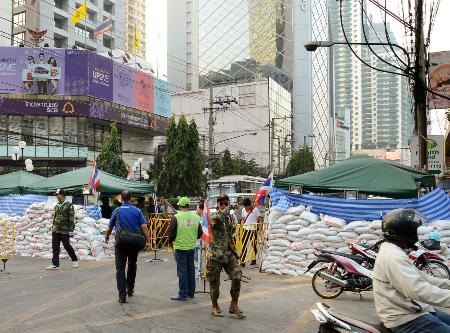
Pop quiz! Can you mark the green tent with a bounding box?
[25,167,154,195]
[275,157,435,199]
[0,171,46,195]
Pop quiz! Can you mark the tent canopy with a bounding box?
[275,157,435,199]
[0,171,46,195]
[25,167,154,195]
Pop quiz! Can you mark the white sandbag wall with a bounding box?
[13,202,114,261]
[263,205,386,276]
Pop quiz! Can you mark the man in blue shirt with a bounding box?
[105,191,151,303]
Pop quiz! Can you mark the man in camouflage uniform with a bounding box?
[207,194,245,318]
[46,189,79,270]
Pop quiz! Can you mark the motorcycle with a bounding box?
[349,239,450,279]
[305,249,373,299]
[311,303,392,333]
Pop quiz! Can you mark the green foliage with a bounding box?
[96,122,128,178]
[284,145,315,177]
[158,116,204,197]
[221,149,234,176]
[211,150,268,178]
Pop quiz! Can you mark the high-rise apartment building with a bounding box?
[329,0,413,156]
[10,0,125,52]
[125,0,146,58]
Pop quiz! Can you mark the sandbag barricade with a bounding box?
[0,221,14,270]
[235,218,267,265]
[147,214,172,253]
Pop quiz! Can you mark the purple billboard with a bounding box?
[0,46,171,118]
[0,47,65,95]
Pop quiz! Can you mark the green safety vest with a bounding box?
[174,211,200,250]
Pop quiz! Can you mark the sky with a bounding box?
[145,0,450,79]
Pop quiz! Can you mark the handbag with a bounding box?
[115,208,146,250]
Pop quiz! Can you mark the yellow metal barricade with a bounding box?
[235,218,267,265]
[0,221,14,271]
[147,214,172,260]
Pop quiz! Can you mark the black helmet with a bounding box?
[217,193,229,203]
[382,208,424,249]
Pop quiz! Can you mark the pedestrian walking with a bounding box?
[46,189,79,270]
[207,194,245,319]
[105,191,151,303]
[168,197,203,301]
[241,197,260,267]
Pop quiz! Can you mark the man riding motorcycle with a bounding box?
[373,208,450,333]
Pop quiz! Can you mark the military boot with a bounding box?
[229,298,246,319]
[211,301,224,317]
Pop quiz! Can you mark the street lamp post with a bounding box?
[18,141,27,159]
[138,157,144,182]
[202,167,212,198]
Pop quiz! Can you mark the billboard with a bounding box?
[154,78,171,117]
[429,51,450,109]
[0,97,168,134]
[0,47,65,95]
[411,135,445,173]
[0,47,172,117]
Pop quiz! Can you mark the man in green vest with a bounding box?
[168,196,203,301]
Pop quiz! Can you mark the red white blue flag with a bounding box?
[254,171,273,206]
[94,17,113,36]
[201,201,211,244]
[87,161,101,194]
[126,169,132,180]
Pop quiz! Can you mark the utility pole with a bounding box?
[270,118,275,172]
[414,0,427,171]
[208,84,214,162]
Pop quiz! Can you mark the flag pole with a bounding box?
[84,0,87,50]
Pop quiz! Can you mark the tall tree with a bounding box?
[221,149,234,176]
[284,146,315,177]
[96,122,128,178]
[158,116,203,197]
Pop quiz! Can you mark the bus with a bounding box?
[206,175,265,209]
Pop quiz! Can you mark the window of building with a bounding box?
[12,32,25,46]
[13,12,26,28]
[21,116,34,145]
[103,36,113,49]
[13,0,25,8]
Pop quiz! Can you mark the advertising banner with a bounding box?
[0,47,65,95]
[154,78,171,117]
[429,51,450,109]
[0,47,168,116]
[135,70,154,113]
[88,52,113,102]
[65,49,88,95]
[411,134,446,173]
[113,61,135,108]
[0,97,167,134]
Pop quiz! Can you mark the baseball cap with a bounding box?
[177,196,190,207]
[55,188,66,195]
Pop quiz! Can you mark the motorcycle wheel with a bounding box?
[312,268,344,299]
[423,260,450,279]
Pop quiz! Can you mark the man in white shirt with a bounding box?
[240,198,260,266]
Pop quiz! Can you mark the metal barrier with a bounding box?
[146,214,172,262]
[235,220,267,265]
[0,221,14,271]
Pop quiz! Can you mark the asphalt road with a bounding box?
[0,254,380,333]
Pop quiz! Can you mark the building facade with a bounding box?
[11,0,125,53]
[1,2,12,46]
[167,0,293,92]
[171,79,292,175]
[125,0,146,58]
[329,0,413,159]
[0,46,170,176]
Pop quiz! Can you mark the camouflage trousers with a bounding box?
[207,253,242,303]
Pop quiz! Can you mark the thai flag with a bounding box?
[94,17,113,36]
[126,169,132,180]
[201,201,211,244]
[254,172,273,206]
[87,161,101,194]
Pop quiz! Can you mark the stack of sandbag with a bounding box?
[262,205,387,277]
[13,202,114,261]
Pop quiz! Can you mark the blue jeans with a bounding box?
[174,249,195,298]
[394,309,450,333]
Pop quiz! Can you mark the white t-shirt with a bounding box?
[241,207,260,230]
